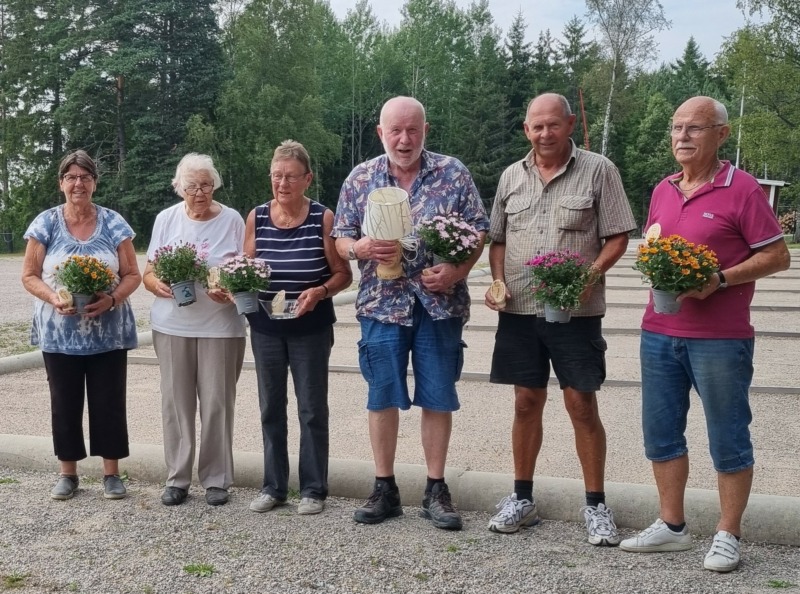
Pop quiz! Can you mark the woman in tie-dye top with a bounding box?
[21,150,141,502]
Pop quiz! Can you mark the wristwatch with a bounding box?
[716,270,728,290]
[347,243,358,261]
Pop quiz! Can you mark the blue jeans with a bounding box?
[640,330,755,472]
[357,300,465,412]
[250,326,333,500]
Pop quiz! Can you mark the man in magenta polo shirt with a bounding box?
[620,96,791,572]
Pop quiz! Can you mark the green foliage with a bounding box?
[183,563,215,578]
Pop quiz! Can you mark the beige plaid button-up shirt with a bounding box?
[488,142,636,316]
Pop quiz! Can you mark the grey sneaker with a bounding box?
[488,493,539,533]
[297,497,325,515]
[249,492,286,513]
[51,475,79,500]
[704,531,740,572]
[103,475,127,500]
[620,518,693,552]
[420,482,462,530]
[582,503,621,546]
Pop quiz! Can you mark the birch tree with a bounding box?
[584,0,669,155]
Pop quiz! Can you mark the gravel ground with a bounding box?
[2,467,800,594]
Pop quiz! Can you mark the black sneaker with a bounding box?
[353,480,403,524]
[420,482,462,530]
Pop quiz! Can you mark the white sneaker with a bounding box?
[487,493,539,533]
[704,531,740,572]
[620,518,693,552]
[582,503,621,546]
[249,492,286,513]
[297,497,325,515]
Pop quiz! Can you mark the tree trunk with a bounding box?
[601,53,617,157]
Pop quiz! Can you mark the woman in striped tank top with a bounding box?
[244,140,352,516]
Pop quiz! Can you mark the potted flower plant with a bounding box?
[417,214,481,272]
[633,234,719,314]
[217,255,271,315]
[151,242,209,307]
[54,255,116,314]
[526,250,592,323]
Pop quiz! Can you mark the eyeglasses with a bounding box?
[183,184,214,195]
[270,172,308,184]
[62,174,95,184]
[669,124,725,138]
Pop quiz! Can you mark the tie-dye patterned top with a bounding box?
[23,204,138,355]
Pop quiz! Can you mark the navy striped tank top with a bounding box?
[246,200,335,336]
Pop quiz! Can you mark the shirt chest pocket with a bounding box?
[505,194,533,232]
[557,195,595,232]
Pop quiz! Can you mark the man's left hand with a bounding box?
[679,277,718,302]
[420,263,463,293]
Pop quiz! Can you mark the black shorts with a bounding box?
[490,312,607,392]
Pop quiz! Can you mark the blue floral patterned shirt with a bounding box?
[333,150,489,326]
[24,205,138,355]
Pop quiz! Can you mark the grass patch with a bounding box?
[445,544,460,553]
[414,572,430,582]
[768,580,797,589]
[2,572,29,588]
[183,563,215,578]
[0,478,20,485]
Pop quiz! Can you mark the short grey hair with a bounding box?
[712,99,729,124]
[171,153,222,196]
[271,140,311,174]
[526,93,573,119]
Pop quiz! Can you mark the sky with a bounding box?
[326,0,766,67]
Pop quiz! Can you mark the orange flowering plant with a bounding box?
[634,234,718,293]
[55,255,116,295]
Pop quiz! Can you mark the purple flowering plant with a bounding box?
[417,214,481,264]
[151,242,209,286]
[526,250,591,310]
[217,256,271,293]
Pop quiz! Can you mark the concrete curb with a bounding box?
[2,433,799,546]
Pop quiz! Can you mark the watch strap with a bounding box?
[717,270,728,289]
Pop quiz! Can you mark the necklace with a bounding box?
[274,200,304,226]
[678,161,722,196]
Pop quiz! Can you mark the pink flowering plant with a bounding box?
[526,250,591,310]
[417,214,481,264]
[217,256,271,293]
[151,242,209,286]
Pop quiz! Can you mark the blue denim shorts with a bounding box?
[640,330,755,473]
[357,300,465,412]
[490,312,607,392]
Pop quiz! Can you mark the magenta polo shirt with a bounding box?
[641,161,784,339]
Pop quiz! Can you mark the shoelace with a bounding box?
[495,496,519,519]
[432,488,455,512]
[585,507,616,535]
[364,488,384,507]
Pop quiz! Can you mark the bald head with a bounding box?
[674,96,728,125]
[526,93,572,121]
[380,96,426,127]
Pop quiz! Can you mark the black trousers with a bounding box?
[42,350,130,461]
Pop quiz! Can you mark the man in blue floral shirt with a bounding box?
[333,96,488,530]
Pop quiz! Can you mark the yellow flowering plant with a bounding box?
[55,255,116,295]
[634,234,719,293]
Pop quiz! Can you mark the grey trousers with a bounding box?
[153,331,245,490]
[250,326,332,500]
